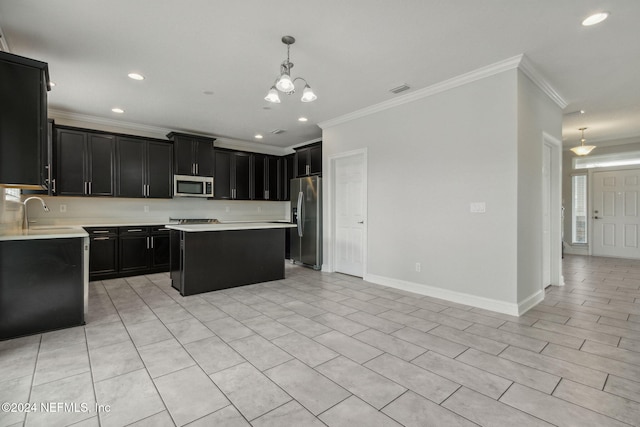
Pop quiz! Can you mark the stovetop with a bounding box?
[169,218,221,224]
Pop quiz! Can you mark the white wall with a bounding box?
[516,70,563,303]
[322,66,562,314]
[323,69,521,308]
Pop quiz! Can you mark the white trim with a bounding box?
[326,148,368,276]
[519,56,568,109]
[48,109,289,156]
[543,132,564,288]
[564,243,589,256]
[365,273,520,316]
[517,290,545,316]
[319,54,566,130]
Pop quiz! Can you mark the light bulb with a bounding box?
[276,74,295,93]
[301,85,317,102]
[264,87,281,103]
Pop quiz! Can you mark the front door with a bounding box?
[334,153,366,277]
[592,169,640,259]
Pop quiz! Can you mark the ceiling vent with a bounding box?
[389,84,410,94]
[270,129,286,135]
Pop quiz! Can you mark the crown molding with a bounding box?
[319,54,567,129]
[518,55,567,109]
[0,23,10,52]
[48,109,288,155]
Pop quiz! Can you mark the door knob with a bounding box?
[357,220,364,224]
[593,216,600,219]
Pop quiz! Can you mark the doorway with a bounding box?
[592,168,640,259]
[542,133,563,290]
[329,149,367,277]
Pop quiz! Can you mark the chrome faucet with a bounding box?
[23,196,50,229]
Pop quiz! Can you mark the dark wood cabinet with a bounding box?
[213,149,251,200]
[295,143,322,177]
[253,154,282,201]
[167,132,215,177]
[282,154,295,201]
[116,137,173,198]
[0,52,50,189]
[86,227,118,279]
[87,225,170,280]
[55,128,115,196]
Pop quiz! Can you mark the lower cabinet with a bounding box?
[86,225,170,280]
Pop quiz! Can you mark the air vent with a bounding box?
[390,84,410,94]
[270,129,286,135]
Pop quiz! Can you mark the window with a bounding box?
[572,175,587,244]
[4,188,21,203]
[574,150,640,169]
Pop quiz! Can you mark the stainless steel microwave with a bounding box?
[174,175,214,198]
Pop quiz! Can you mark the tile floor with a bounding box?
[1,255,640,426]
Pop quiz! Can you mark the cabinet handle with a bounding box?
[92,230,110,234]
[265,190,269,199]
[150,236,154,248]
[52,178,56,194]
[93,237,110,241]
[88,181,92,194]
[157,228,169,231]
[306,165,310,175]
[196,163,199,175]
[146,236,150,248]
[127,229,143,232]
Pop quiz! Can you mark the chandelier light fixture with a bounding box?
[570,127,596,156]
[265,36,317,103]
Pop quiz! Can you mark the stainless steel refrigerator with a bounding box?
[290,176,322,270]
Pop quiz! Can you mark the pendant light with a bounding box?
[570,127,596,156]
[265,36,317,103]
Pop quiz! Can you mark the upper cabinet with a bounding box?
[253,154,281,201]
[116,137,173,199]
[0,52,50,188]
[167,132,215,177]
[55,128,115,196]
[295,143,322,177]
[213,149,251,200]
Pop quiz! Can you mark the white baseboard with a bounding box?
[564,243,589,256]
[364,273,521,316]
[517,289,545,316]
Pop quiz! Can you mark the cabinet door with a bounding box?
[173,137,194,176]
[87,133,115,196]
[267,156,280,200]
[0,57,46,187]
[295,148,308,177]
[89,235,118,277]
[116,137,145,198]
[119,228,150,272]
[195,139,215,177]
[214,150,232,199]
[147,141,173,198]
[283,154,294,201]
[309,145,322,175]
[253,154,266,200]
[151,231,170,268]
[56,129,87,196]
[233,152,251,200]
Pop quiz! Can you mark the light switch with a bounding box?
[470,202,486,213]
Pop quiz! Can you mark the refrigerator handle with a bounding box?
[297,191,304,237]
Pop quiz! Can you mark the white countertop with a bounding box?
[0,226,89,241]
[166,222,296,232]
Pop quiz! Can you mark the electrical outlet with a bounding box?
[144,205,149,213]
[257,206,262,212]
[225,206,230,213]
[415,262,421,272]
[59,204,67,213]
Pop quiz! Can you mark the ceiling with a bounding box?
[1,0,639,149]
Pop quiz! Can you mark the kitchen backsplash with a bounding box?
[1,190,290,229]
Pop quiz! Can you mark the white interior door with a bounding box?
[592,169,640,259]
[334,153,366,277]
[542,143,552,287]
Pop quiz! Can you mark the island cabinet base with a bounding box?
[170,228,286,296]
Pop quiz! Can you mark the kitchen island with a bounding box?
[167,222,296,296]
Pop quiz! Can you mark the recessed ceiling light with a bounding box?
[298,117,308,122]
[128,73,144,80]
[111,108,124,114]
[255,134,263,139]
[582,12,609,26]
[203,91,214,95]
